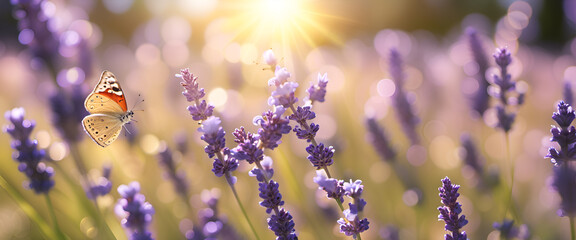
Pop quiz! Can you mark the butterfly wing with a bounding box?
[85,71,128,114]
[82,114,124,147]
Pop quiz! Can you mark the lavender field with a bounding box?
[1,0,575,239]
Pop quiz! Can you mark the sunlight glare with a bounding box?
[260,0,300,24]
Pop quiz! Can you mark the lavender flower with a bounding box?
[546,101,576,165]
[158,146,189,198]
[552,165,576,217]
[289,106,319,142]
[466,27,490,116]
[437,177,468,240]
[306,143,334,169]
[4,107,54,194]
[388,48,419,144]
[306,73,328,103]
[337,180,369,239]
[115,181,155,240]
[86,165,112,200]
[268,81,299,108]
[337,210,370,239]
[268,66,291,87]
[365,117,396,162]
[491,47,523,133]
[253,107,292,150]
[546,101,576,219]
[460,133,483,175]
[246,156,297,239]
[268,208,298,240]
[178,69,214,121]
[198,117,239,180]
[258,180,284,214]
[313,171,345,202]
[199,116,226,159]
[248,156,274,182]
[232,127,264,164]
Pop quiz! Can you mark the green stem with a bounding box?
[503,132,518,222]
[227,174,261,240]
[0,174,62,239]
[44,193,66,240]
[571,217,575,240]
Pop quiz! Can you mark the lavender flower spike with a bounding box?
[178,68,214,121]
[116,181,155,240]
[199,117,239,180]
[365,117,396,162]
[491,47,521,133]
[438,177,468,240]
[466,27,490,116]
[338,180,370,239]
[389,48,419,144]
[4,107,54,194]
[547,101,576,217]
[546,101,576,166]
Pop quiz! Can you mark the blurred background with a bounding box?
[1,0,576,239]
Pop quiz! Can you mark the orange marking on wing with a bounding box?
[99,91,128,112]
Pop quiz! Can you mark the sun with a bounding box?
[220,0,344,55]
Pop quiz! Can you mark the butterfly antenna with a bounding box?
[131,94,145,111]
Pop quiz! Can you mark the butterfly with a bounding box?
[82,70,134,147]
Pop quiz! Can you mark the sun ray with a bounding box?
[219,0,349,57]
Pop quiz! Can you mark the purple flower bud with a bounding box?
[307,73,328,103]
[263,49,277,67]
[494,48,512,69]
